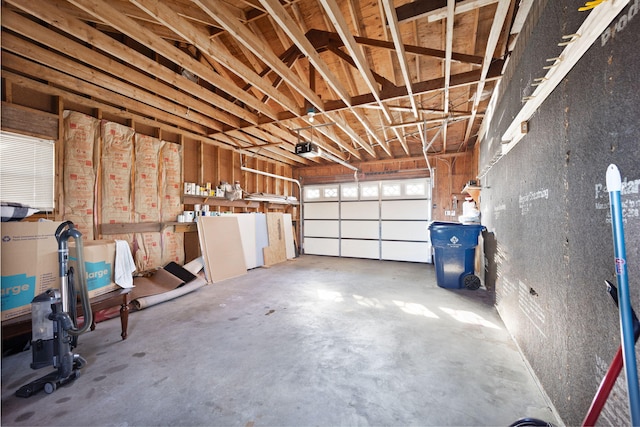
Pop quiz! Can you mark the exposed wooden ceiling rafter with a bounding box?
[382,0,419,119]
[194,0,322,113]
[1,0,521,166]
[3,0,259,126]
[126,0,299,115]
[63,0,281,119]
[318,0,393,123]
[462,0,512,150]
[256,0,380,158]
[307,30,485,65]
[396,0,500,24]
[441,0,455,153]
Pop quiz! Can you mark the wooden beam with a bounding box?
[265,18,310,97]
[326,44,396,90]
[254,19,307,108]
[361,104,476,115]
[258,0,351,106]
[349,111,392,157]
[246,0,381,159]
[291,119,362,160]
[128,0,295,116]
[1,70,247,157]
[442,0,455,153]
[462,0,511,149]
[318,0,393,123]
[388,114,478,129]
[225,130,304,165]
[325,112,376,157]
[100,222,165,235]
[233,129,308,164]
[382,0,418,118]
[309,29,484,65]
[2,0,508,164]
[1,53,220,136]
[0,102,58,140]
[396,0,499,23]
[292,62,503,117]
[262,123,299,145]
[0,36,225,133]
[1,8,244,129]
[396,0,446,23]
[62,0,278,120]
[193,0,321,112]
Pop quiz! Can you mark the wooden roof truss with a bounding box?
[2,0,521,166]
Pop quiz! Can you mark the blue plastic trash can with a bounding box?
[428,221,485,289]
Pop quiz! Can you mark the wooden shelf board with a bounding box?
[182,195,259,209]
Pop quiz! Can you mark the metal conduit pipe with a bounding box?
[423,123,442,189]
[240,157,304,254]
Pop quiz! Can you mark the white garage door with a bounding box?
[302,178,432,263]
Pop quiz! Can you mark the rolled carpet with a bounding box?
[131,276,207,310]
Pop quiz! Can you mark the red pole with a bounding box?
[582,346,624,426]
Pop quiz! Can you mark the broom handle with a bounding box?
[607,164,640,425]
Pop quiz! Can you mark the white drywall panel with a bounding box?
[283,213,295,259]
[227,213,258,269]
[254,213,268,267]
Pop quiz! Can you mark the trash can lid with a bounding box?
[428,220,461,229]
[428,221,485,233]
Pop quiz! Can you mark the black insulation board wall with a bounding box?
[480,1,640,425]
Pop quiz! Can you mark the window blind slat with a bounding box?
[0,131,55,210]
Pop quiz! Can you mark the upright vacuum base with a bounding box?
[15,356,86,398]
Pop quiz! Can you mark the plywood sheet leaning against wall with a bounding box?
[62,111,99,240]
[100,121,134,248]
[263,212,287,266]
[160,142,184,265]
[197,216,247,283]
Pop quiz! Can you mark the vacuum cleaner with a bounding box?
[15,221,93,397]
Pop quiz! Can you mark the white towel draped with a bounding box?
[114,240,136,288]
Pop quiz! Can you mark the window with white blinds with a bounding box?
[0,131,55,211]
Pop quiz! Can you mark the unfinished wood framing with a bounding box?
[1,0,524,261]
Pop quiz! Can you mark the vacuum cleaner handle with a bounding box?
[55,221,92,336]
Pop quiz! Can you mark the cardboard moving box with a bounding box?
[1,221,62,321]
[69,240,118,298]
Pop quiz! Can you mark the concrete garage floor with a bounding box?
[1,255,559,426]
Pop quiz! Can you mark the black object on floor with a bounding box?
[163,261,197,285]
